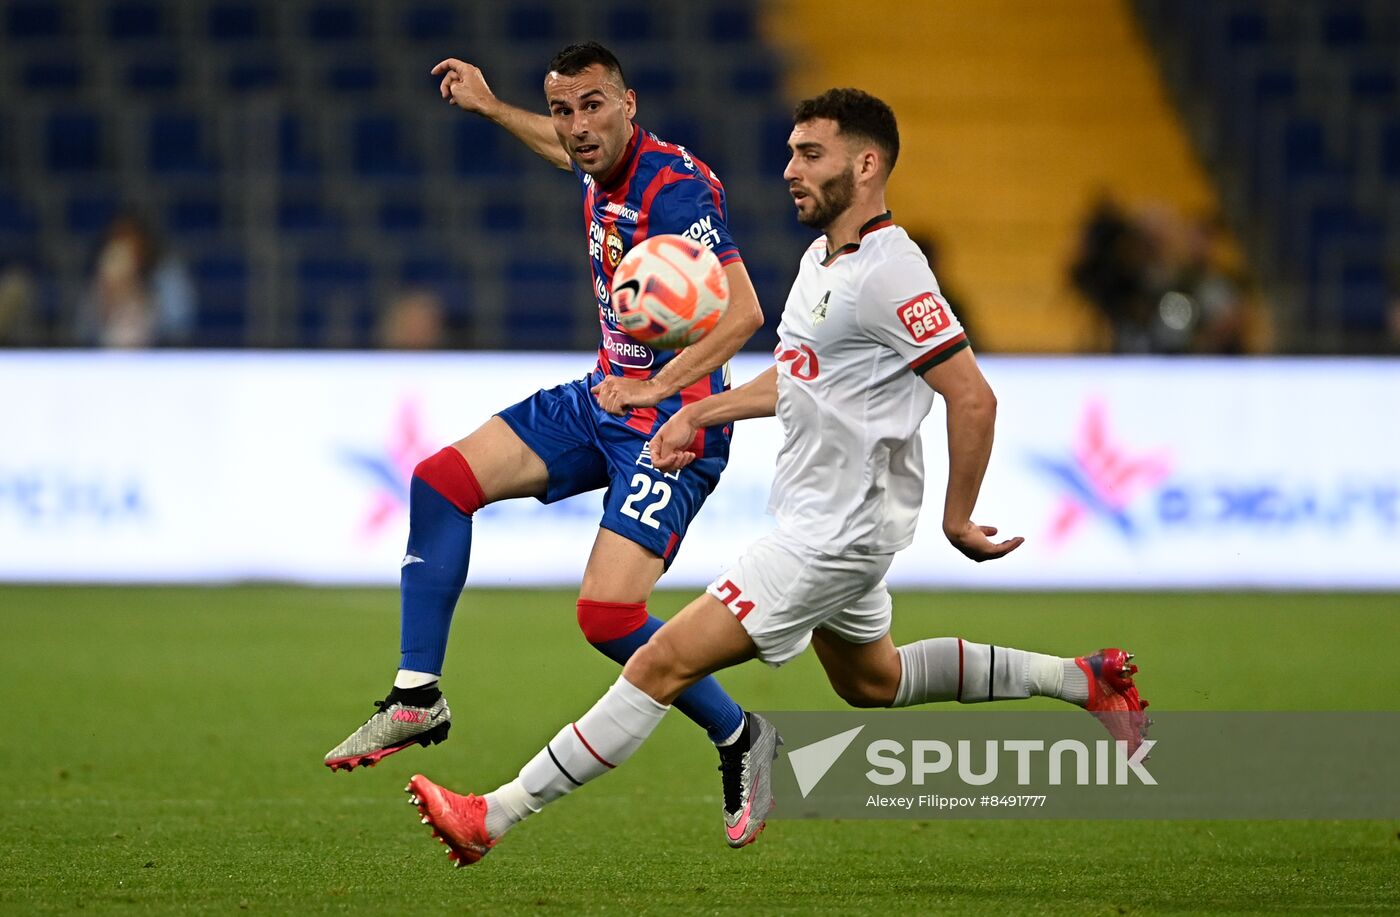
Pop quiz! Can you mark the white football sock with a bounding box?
[484,676,669,837]
[393,669,440,690]
[893,638,1086,706]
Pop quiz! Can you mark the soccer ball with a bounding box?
[611,234,730,350]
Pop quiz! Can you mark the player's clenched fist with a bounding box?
[431,58,497,114]
[649,413,698,473]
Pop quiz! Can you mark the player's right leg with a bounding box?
[409,590,760,866]
[324,417,549,771]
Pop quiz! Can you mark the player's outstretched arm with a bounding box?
[431,58,570,170]
[593,261,765,415]
[921,348,1024,562]
[650,365,778,472]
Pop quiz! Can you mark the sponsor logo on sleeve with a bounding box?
[897,293,951,343]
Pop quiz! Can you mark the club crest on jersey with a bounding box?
[812,291,831,324]
[605,224,625,268]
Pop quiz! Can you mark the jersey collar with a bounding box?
[597,123,644,193]
[821,211,894,267]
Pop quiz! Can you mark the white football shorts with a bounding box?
[705,528,895,666]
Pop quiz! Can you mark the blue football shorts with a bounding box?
[496,377,729,567]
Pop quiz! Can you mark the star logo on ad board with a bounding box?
[338,398,436,541]
[1029,399,1173,547]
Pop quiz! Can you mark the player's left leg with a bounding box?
[576,528,746,747]
[809,604,1149,751]
[408,592,757,866]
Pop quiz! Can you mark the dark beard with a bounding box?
[797,167,856,230]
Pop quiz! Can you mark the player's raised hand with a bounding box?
[649,414,699,473]
[591,376,664,417]
[430,58,497,114]
[944,522,1024,563]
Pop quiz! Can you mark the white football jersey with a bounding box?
[769,213,968,554]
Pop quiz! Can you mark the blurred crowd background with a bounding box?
[0,0,1396,355]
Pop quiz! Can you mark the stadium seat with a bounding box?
[65,194,120,235]
[1223,10,1268,48]
[402,5,455,41]
[148,114,219,176]
[378,199,427,234]
[450,119,511,177]
[0,191,40,235]
[126,60,182,95]
[227,57,282,94]
[606,6,655,42]
[326,62,380,94]
[628,66,678,97]
[1380,118,1400,180]
[1349,61,1396,104]
[277,197,345,236]
[505,7,555,42]
[503,258,582,349]
[22,59,83,93]
[106,2,167,41]
[168,196,223,236]
[731,63,778,96]
[207,3,267,42]
[351,114,422,178]
[193,253,250,347]
[707,6,756,44]
[6,2,67,39]
[1321,8,1368,49]
[278,116,322,178]
[296,255,376,347]
[482,200,527,233]
[306,3,364,42]
[45,111,103,173]
[1335,260,1389,332]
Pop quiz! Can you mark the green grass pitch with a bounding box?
[2,586,1397,915]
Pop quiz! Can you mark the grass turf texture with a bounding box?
[2,587,1397,915]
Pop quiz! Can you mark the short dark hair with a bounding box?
[793,88,899,173]
[548,41,627,88]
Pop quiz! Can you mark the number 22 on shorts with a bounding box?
[620,472,672,529]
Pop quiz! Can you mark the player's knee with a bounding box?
[622,637,685,695]
[576,599,649,644]
[413,447,487,515]
[832,677,898,709]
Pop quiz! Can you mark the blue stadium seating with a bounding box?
[402,6,455,42]
[193,254,250,346]
[0,0,796,349]
[207,3,266,42]
[1137,0,1400,349]
[46,112,103,173]
[66,195,121,236]
[23,59,84,93]
[296,254,375,347]
[506,7,556,43]
[305,4,363,42]
[148,113,219,176]
[107,2,168,41]
[7,3,68,39]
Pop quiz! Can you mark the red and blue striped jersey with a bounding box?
[576,124,742,450]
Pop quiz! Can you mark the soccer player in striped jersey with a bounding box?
[404,89,1148,865]
[325,43,764,814]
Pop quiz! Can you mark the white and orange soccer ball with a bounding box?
[611,234,730,350]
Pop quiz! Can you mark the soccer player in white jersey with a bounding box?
[404,89,1149,866]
